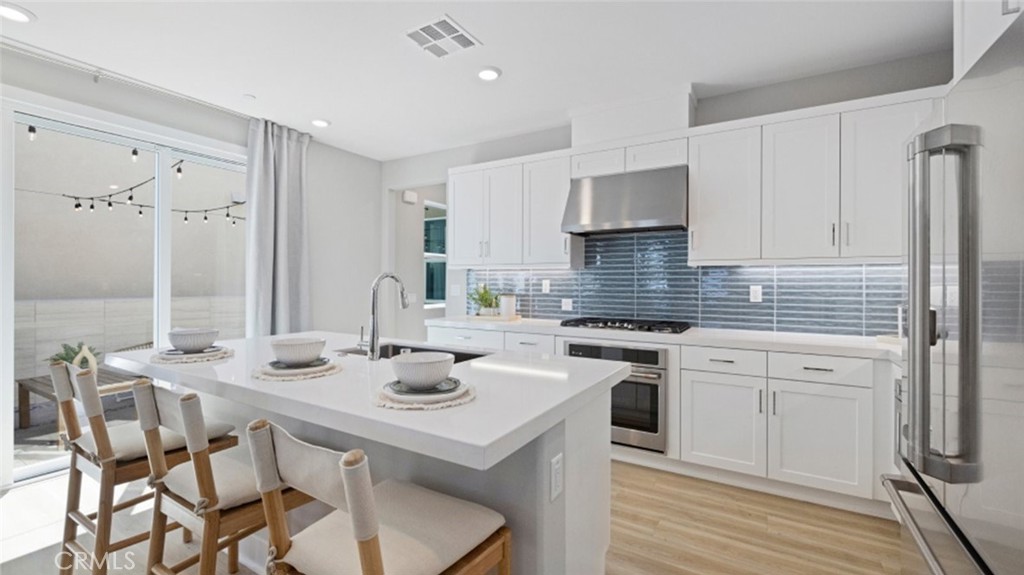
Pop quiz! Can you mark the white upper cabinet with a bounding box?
[483,164,524,265]
[448,170,486,267]
[762,114,841,259]
[523,156,581,266]
[840,100,934,258]
[625,138,688,172]
[956,0,1022,80]
[688,127,762,263]
[571,148,625,178]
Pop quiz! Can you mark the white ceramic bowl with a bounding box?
[168,328,219,353]
[390,351,455,390]
[271,337,326,367]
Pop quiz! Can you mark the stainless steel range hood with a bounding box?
[560,165,688,235]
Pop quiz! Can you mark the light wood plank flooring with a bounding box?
[608,461,901,575]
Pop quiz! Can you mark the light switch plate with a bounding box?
[541,279,551,294]
[749,285,763,303]
[550,453,564,501]
[407,292,419,304]
[561,298,573,311]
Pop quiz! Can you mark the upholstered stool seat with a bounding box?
[162,449,261,512]
[76,420,234,462]
[285,479,505,575]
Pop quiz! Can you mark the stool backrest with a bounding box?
[248,419,381,569]
[66,368,115,461]
[133,381,220,510]
[48,361,82,442]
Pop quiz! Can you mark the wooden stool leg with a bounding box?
[17,384,30,429]
[499,528,512,575]
[182,527,193,543]
[228,540,239,574]
[198,515,220,575]
[147,490,168,574]
[59,452,83,575]
[91,465,116,575]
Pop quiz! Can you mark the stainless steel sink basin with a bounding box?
[337,344,486,364]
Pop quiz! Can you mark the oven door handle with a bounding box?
[628,370,664,382]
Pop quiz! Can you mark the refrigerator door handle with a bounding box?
[906,124,983,484]
[882,475,946,575]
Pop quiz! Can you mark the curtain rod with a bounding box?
[1,39,253,122]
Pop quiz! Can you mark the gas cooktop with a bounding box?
[560,317,691,334]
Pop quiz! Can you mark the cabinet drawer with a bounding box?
[504,332,556,354]
[426,327,504,351]
[571,148,625,178]
[626,138,688,172]
[768,352,872,388]
[680,346,767,377]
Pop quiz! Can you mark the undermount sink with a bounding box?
[337,343,487,364]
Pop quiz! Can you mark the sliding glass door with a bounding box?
[2,112,244,483]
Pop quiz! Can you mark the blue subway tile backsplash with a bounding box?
[466,230,907,337]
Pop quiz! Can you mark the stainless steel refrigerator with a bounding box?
[885,14,1024,575]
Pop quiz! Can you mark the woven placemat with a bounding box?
[251,363,343,382]
[375,383,476,410]
[151,348,235,364]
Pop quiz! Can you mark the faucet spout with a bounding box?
[368,272,409,361]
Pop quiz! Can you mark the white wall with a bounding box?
[392,184,446,340]
[379,125,572,335]
[695,50,953,125]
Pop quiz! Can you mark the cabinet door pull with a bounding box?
[758,389,763,414]
[563,236,569,255]
[845,221,851,246]
[708,358,735,364]
[772,391,777,415]
[518,341,537,346]
[455,335,472,341]
[803,366,835,373]
[831,223,837,246]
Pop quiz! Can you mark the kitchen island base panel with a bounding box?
[196,390,612,575]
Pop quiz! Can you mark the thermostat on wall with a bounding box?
[402,190,418,204]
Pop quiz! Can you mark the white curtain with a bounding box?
[245,118,312,336]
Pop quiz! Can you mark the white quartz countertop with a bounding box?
[426,317,902,360]
[106,331,631,470]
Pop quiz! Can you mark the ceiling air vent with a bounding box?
[407,15,481,58]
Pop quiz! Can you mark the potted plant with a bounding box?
[468,285,500,316]
[48,342,102,366]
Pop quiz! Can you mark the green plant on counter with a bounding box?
[468,284,499,310]
[47,342,102,364]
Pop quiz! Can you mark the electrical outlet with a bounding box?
[561,298,573,311]
[749,285,763,303]
[550,453,564,501]
[450,284,462,296]
[541,279,551,294]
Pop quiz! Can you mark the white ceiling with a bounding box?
[1,1,953,161]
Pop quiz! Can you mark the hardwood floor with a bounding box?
[608,461,901,575]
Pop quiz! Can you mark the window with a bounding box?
[424,201,446,306]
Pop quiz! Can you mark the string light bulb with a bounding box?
[176,164,183,180]
[74,198,82,212]
[203,211,208,223]
[138,207,143,218]
[107,197,113,211]
[126,190,134,205]
[183,212,189,224]
[225,208,231,221]
[231,218,237,227]
[27,125,36,141]
[89,200,95,212]
[131,148,139,163]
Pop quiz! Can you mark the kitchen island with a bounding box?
[107,331,630,575]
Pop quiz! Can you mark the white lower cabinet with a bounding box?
[767,379,874,498]
[680,370,767,476]
[426,327,504,351]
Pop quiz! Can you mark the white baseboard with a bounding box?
[612,445,895,520]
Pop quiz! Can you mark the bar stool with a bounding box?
[136,383,313,575]
[52,363,237,575]
[246,419,512,575]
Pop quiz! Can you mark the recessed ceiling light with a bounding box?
[0,3,36,23]
[311,119,331,128]
[109,185,119,190]
[478,67,502,82]
[242,94,257,103]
